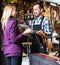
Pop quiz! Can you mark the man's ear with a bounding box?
[41,8,43,12]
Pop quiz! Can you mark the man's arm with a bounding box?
[42,19,52,36]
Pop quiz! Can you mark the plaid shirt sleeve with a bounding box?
[42,18,52,36]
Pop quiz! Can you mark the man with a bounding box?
[29,2,52,54]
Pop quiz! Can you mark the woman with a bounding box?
[1,4,33,65]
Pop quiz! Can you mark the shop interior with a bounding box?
[0,0,60,65]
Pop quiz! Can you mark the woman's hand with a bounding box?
[23,28,33,35]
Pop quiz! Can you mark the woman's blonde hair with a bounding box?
[1,4,16,30]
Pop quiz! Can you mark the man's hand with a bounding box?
[36,30,46,39]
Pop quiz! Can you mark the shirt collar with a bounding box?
[37,15,43,20]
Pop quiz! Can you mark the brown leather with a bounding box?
[46,39,53,50]
[38,31,53,50]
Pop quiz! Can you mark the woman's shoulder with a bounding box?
[8,18,17,25]
[9,18,16,23]
[7,18,17,29]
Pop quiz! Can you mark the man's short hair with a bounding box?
[32,2,45,12]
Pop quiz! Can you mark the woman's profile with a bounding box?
[1,4,33,65]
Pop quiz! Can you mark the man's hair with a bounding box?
[32,2,45,12]
[32,2,43,9]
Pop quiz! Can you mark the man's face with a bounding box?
[33,4,41,17]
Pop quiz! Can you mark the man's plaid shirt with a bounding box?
[30,16,52,36]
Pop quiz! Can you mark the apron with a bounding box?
[31,16,47,54]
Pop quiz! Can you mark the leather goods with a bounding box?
[38,31,53,51]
